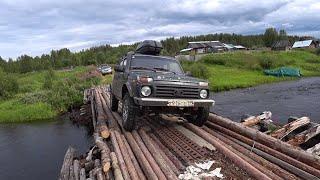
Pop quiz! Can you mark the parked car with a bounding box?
[99,65,112,75]
[110,40,215,131]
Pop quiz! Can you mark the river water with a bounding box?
[0,119,92,180]
[211,77,320,124]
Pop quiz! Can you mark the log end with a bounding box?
[103,162,111,172]
[101,130,110,139]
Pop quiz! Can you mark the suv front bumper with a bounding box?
[133,97,215,107]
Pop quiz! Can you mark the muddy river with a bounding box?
[211,77,320,124]
[0,119,92,180]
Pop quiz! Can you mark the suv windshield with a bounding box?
[130,56,183,74]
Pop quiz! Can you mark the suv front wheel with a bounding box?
[122,93,136,131]
[187,107,209,126]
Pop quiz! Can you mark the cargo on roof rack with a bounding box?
[135,40,163,55]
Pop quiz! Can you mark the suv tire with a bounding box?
[110,93,119,112]
[122,93,136,131]
[187,107,209,126]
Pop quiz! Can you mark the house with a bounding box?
[271,40,292,51]
[233,45,247,50]
[222,43,247,51]
[180,41,227,54]
[292,40,319,49]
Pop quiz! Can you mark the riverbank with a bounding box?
[0,66,112,123]
[182,50,320,92]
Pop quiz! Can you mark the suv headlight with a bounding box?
[200,89,208,99]
[141,86,152,97]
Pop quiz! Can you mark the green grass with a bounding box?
[182,50,320,92]
[207,65,294,92]
[0,66,107,123]
[0,99,56,123]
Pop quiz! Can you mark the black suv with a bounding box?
[110,40,215,131]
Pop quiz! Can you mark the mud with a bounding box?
[211,77,320,124]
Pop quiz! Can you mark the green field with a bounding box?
[182,50,320,92]
[0,66,113,123]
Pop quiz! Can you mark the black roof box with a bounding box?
[135,40,163,55]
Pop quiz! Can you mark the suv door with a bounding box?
[112,57,128,99]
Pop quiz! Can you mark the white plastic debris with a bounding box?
[307,143,320,156]
[195,160,215,170]
[179,160,224,179]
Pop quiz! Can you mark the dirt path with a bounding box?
[211,77,320,124]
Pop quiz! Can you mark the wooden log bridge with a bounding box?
[59,86,320,180]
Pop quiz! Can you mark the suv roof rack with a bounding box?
[135,40,163,56]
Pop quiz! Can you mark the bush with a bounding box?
[201,54,227,65]
[43,69,56,89]
[0,68,19,99]
[315,48,320,56]
[18,91,49,104]
[190,63,209,79]
[259,57,276,69]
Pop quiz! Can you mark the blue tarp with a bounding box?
[264,67,301,77]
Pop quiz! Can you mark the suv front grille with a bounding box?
[154,85,200,98]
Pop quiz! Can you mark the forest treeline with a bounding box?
[0,28,311,74]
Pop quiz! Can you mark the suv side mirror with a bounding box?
[185,71,192,76]
[114,65,124,72]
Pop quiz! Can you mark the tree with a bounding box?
[96,51,105,64]
[279,29,288,40]
[263,28,278,47]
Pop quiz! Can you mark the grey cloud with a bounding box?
[0,0,319,59]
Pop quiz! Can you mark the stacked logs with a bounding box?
[60,86,320,180]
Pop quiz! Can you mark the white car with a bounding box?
[100,65,112,75]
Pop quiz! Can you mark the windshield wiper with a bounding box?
[131,66,156,71]
[153,67,176,74]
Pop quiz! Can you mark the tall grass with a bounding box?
[0,66,103,123]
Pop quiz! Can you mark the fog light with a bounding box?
[200,89,208,99]
[141,86,152,97]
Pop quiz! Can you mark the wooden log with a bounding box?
[100,91,121,131]
[184,123,272,180]
[124,132,158,180]
[241,111,272,127]
[69,161,75,180]
[271,117,310,140]
[203,126,295,180]
[208,114,320,170]
[174,125,215,151]
[229,132,319,180]
[206,121,320,178]
[80,168,86,180]
[131,130,167,180]
[94,90,110,138]
[110,152,124,180]
[91,90,97,130]
[110,131,131,180]
[139,129,179,179]
[59,146,76,180]
[121,134,146,180]
[74,159,80,180]
[94,159,105,180]
[94,133,111,173]
[114,131,140,180]
[149,133,185,172]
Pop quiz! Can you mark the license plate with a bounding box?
[167,100,194,107]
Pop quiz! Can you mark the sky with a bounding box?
[0,0,320,59]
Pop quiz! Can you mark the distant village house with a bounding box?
[292,40,319,49]
[271,40,292,51]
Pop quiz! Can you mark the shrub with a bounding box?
[0,68,19,99]
[201,54,227,65]
[259,57,275,69]
[190,63,209,79]
[18,91,49,104]
[43,69,56,89]
[314,48,320,56]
